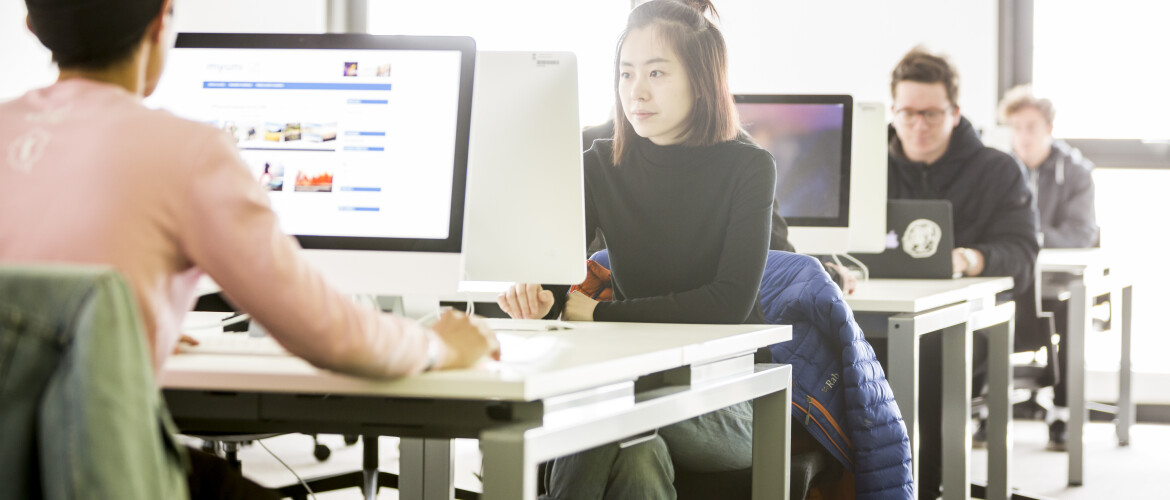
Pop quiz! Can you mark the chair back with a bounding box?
[0,265,189,500]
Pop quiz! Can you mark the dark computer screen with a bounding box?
[735,95,852,227]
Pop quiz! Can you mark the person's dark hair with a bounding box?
[890,46,960,109]
[25,0,165,71]
[612,0,739,166]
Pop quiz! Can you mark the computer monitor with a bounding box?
[846,101,889,253]
[735,94,853,255]
[458,51,587,293]
[147,33,476,303]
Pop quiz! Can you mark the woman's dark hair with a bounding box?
[612,0,739,166]
[25,0,165,70]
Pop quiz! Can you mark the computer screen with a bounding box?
[735,94,853,254]
[148,33,475,297]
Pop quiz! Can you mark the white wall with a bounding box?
[0,1,56,101]
[172,0,327,33]
[720,0,1000,129]
[0,0,327,102]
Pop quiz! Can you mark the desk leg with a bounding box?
[986,313,1014,500]
[401,438,456,500]
[1118,285,1134,446]
[941,322,972,500]
[480,431,537,500]
[753,380,791,500]
[888,316,921,495]
[1067,280,1089,486]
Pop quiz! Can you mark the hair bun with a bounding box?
[679,0,719,19]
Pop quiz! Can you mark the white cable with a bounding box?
[181,313,251,331]
[257,438,318,500]
[839,253,870,282]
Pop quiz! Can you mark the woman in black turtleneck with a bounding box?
[497,1,775,498]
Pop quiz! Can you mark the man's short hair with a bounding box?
[890,47,960,108]
[998,84,1056,125]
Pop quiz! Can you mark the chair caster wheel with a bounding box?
[314,443,331,462]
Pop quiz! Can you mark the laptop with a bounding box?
[853,199,956,279]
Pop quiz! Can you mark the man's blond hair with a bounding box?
[999,84,1055,125]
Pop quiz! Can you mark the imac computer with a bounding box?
[734,95,888,255]
[458,51,587,295]
[735,94,854,255]
[847,101,888,253]
[147,33,476,313]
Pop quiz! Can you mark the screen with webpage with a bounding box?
[737,102,846,221]
[148,46,463,240]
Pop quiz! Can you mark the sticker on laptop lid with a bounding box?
[901,218,942,259]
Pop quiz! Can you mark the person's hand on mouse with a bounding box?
[429,310,499,369]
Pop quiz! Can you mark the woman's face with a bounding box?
[618,26,694,146]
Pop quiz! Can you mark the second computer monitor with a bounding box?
[736,94,853,255]
[459,51,587,288]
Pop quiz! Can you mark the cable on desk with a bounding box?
[838,253,870,282]
[257,438,318,500]
[181,313,251,331]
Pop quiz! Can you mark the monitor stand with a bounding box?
[377,295,442,322]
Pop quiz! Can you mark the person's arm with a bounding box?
[591,156,775,324]
[967,159,1041,297]
[770,207,795,252]
[1042,162,1098,248]
[177,132,464,378]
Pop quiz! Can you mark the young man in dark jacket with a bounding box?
[883,47,1041,500]
[1001,85,1100,450]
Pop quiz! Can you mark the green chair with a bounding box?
[0,265,189,500]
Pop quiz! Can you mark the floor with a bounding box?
[222,419,1170,499]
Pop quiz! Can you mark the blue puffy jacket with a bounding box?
[591,249,912,498]
[760,251,912,499]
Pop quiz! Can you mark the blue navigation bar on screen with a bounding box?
[203,81,392,91]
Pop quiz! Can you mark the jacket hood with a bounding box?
[888,116,986,196]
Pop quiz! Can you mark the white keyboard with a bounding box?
[179,333,288,356]
[485,318,576,332]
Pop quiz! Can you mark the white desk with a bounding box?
[848,277,1015,500]
[1038,248,1134,487]
[163,321,793,500]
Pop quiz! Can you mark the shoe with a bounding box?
[1047,420,1068,451]
[972,418,987,449]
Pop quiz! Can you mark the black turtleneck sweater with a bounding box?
[551,136,775,324]
[887,117,1040,297]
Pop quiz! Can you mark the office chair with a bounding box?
[0,265,188,498]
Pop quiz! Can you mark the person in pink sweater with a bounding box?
[3,1,497,497]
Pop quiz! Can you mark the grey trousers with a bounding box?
[540,401,753,500]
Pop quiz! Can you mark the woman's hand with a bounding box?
[564,291,598,321]
[497,283,555,319]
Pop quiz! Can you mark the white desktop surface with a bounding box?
[1038,248,1113,274]
[847,276,1015,313]
[161,321,790,402]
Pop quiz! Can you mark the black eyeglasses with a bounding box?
[893,107,952,125]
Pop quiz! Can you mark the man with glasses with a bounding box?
[884,47,1040,500]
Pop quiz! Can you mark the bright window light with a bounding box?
[367,0,631,128]
[1033,0,1170,140]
